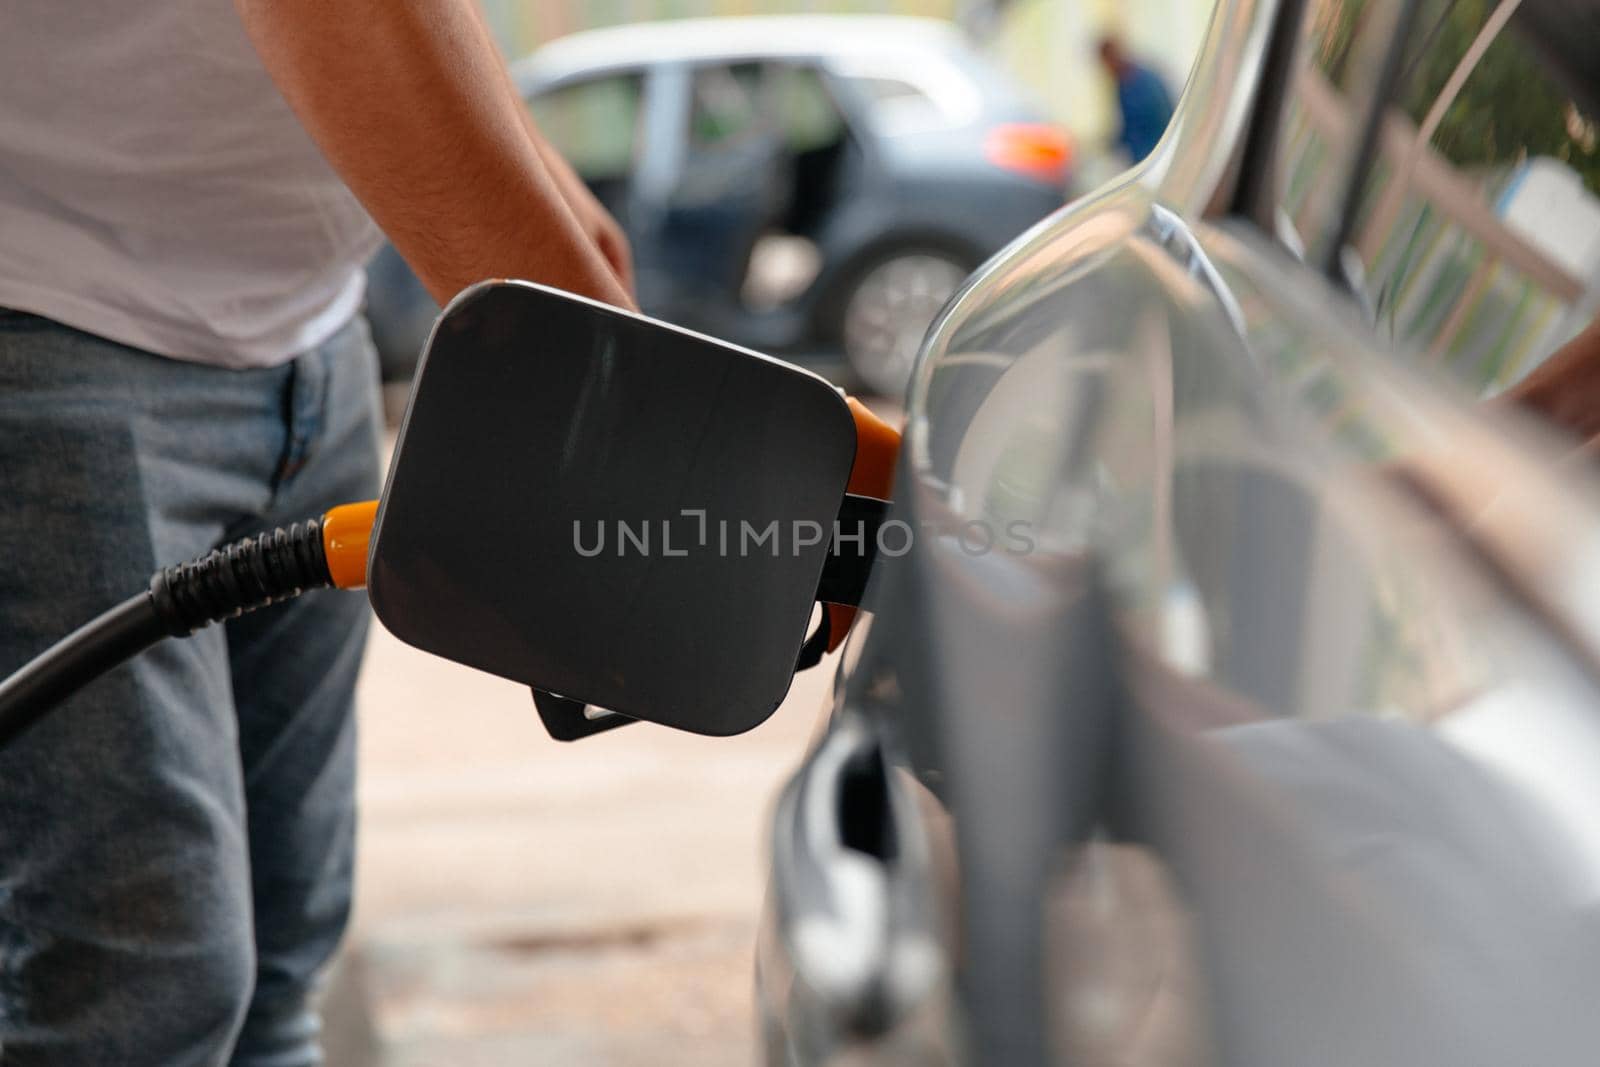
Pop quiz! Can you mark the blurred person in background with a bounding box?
[1098,34,1176,164]
[0,2,630,1064]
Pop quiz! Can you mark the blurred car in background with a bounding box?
[366,15,1071,395]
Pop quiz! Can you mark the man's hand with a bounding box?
[235,0,635,311]
[532,140,635,296]
[567,184,634,297]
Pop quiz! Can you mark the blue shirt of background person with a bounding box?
[1098,36,1175,164]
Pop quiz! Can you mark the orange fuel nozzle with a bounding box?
[827,397,902,651]
[322,499,379,590]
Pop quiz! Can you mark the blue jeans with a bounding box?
[0,310,383,1065]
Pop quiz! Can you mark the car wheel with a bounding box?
[838,248,971,398]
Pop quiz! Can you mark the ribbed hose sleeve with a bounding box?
[148,519,332,635]
[0,518,335,751]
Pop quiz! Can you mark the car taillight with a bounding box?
[983,123,1073,185]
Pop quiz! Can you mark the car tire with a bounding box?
[830,245,974,399]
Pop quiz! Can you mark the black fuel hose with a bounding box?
[0,519,334,751]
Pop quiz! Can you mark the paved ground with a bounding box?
[338,548,835,1065]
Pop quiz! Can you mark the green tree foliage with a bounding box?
[1396,0,1600,193]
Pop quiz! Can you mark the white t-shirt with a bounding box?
[0,1,382,368]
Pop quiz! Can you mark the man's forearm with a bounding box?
[456,2,588,218]
[235,0,632,309]
[457,1,589,218]
[459,2,633,290]
[529,136,592,230]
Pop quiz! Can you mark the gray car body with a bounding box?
[364,18,1064,378]
[758,0,1600,1065]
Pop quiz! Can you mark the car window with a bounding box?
[1337,0,1600,394]
[1273,0,1414,263]
[769,64,847,153]
[846,76,947,131]
[527,72,642,184]
[689,62,765,149]
[835,58,981,135]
